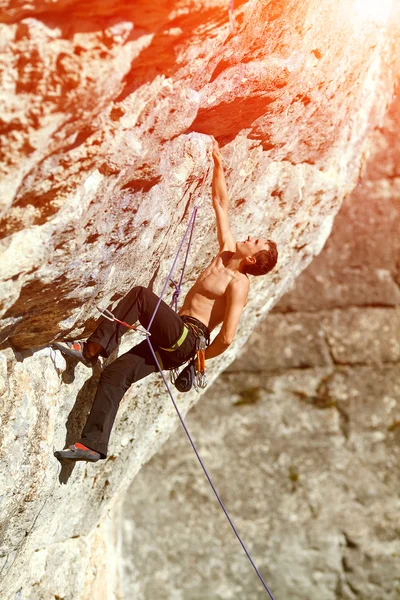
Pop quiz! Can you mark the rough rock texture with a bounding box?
[0,0,399,598]
[120,84,400,598]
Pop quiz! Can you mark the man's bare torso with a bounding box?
[178,251,247,332]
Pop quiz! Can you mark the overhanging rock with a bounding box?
[0,0,398,597]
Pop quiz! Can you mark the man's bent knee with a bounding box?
[99,364,131,391]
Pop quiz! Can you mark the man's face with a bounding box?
[237,236,270,257]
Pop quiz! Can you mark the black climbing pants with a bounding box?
[79,286,203,458]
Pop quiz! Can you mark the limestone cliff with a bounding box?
[0,0,398,598]
[121,83,400,599]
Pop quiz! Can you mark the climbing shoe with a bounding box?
[51,341,99,368]
[54,443,101,462]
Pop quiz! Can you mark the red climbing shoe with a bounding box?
[54,443,101,462]
[51,341,99,368]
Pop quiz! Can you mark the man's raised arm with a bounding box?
[205,277,249,360]
[211,137,236,252]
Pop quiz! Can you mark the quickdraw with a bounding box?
[170,315,209,392]
[195,335,207,389]
[97,306,149,336]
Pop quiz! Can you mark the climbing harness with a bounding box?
[195,333,207,389]
[171,315,209,392]
[142,167,276,599]
[170,332,207,393]
[159,324,189,352]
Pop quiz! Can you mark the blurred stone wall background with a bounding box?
[120,85,400,599]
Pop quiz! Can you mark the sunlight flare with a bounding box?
[353,0,393,24]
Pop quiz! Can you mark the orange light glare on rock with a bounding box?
[353,0,392,23]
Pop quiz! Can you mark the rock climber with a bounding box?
[54,137,278,462]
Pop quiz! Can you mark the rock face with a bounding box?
[0,0,398,598]
[121,86,400,598]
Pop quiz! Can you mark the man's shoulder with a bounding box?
[216,250,235,264]
[227,272,250,297]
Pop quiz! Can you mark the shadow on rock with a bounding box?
[57,360,102,484]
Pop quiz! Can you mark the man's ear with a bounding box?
[246,256,256,265]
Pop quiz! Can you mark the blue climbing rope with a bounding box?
[169,207,198,312]
[146,205,199,333]
[148,165,209,325]
[145,184,276,599]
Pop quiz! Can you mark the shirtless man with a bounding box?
[55,138,278,462]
